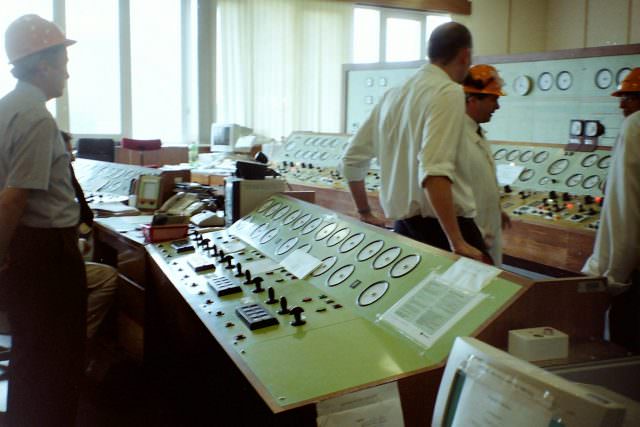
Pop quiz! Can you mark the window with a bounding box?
[352,6,451,64]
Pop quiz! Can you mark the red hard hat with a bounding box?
[463,64,506,97]
[611,67,640,96]
[5,14,75,64]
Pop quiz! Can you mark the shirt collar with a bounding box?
[464,114,483,140]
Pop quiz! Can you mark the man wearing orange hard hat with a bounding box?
[582,67,640,352]
[462,65,511,266]
[0,14,87,426]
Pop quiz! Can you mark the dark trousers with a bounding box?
[3,226,87,427]
[609,270,640,353]
[394,215,492,263]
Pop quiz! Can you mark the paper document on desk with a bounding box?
[440,257,501,293]
[89,202,139,216]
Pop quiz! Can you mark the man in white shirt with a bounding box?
[582,67,640,352]
[340,22,490,262]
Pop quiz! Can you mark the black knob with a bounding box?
[201,238,210,250]
[584,195,594,205]
[235,262,244,277]
[278,296,290,315]
[252,277,264,293]
[243,270,253,285]
[212,244,218,256]
[504,185,512,193]
[562,192,571,202]
[549,191,557,199]
[224,256,234,269]
[289,307,306,326]
[218,249,225,260]
[265,287,277,304]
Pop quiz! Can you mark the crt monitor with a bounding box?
[210,123,252,153]
[432,337,626,427]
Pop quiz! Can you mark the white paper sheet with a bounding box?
[439,257,501,293]
[496,163,525,186]
[280,249,321,279]
[241,257,280,275]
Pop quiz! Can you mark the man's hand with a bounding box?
[359,211,387,227]
[501,210,512,229]
[451,240,488,263]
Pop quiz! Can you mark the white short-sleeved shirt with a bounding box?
[340,64,476,220]
[0,81,79,228]
[582,110,640,289]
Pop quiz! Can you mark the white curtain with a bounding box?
[216,0,352,140]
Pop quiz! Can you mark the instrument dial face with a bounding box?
[566,173,583,187]
[373,247,402,270]
[265,202,282,217]
[357,240,384,262]
[327,264,355,287]
[518,169,535,182]
[312,256,337,276]
[595,68,613,89]
[291,213,311,230]
[297,243,312,253]
[257,199,275,213]
[283,209,301,225]
[582,175,600,189]
[513,75,532,95]
[581,153,599,167]
[506,149,521,162]
[272,205,290,221]
[598,155,611,169]
[556,71,573,90]
[493,148,508,160]
[315,222,337,240]
[519,150,534,162]
[390,254,421,278]
[616,67,631,86]
[259,228,279,244]
[570,120,583,136]
[357,281,389,307]
[584,121,600,137]
[537,72,553,91]
[548,159,570,175]
[326,228,350,247]
[534,151,550,163]
[251,223,269,239]
[276,237,299,255]
[339,233,365,253]
[539,176,551,185]
[301,217,322,235]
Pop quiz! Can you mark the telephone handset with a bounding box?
[158,192,204,216]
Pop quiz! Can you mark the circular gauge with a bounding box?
[616,67,632,86]
[372,246,402,270]
[539,176,551,185]
[272,205,290,221]
[598,155,611,169]
[327,264,355,287]
[534,151,550,163]
[265,202,282,217]
[565,173,583,187]
[312,256,337,277]
[259,228,279,244]
[250,223,269,239]
[570,120,583,136]
[581,153,599,168]
[506,149,521,162]
[556,71,573,90]
[493,148,508,160]
[357,281,389,307]
[315,222,337,241]
[595,68,613,89]
[519,150,534,162]
[285,142,297,152]
[548,159,570,175]
[537,72,553,91]
[292,213,312,230]
[339,232,365,253]
[301,217,322,235]
[582,175,601,189]
[276,237,299,255]
[257,200,275,213]
[326,228,350,247]
[513,75,532,96]
[518,169,535,182]
[297,243,312,253]
[283,209,301,225]
[357,240,384,262]
[390,254,421,278]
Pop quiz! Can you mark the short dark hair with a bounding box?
[428,22,472,64]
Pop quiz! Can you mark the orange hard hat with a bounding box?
[463,64,506,97]
[5,14,75,64]
[611,67,640,96]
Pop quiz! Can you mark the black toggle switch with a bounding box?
[265,287,277,304]
[504,185,512,193]
[278,296,290,315]
[549,191,557,199]
[235,262,244,277]
[201,238,210,250]
[224,255,234,269]
[243,270,253,285]
[212,244,218,256]
[289,306,305,326]
[252,277,264,293]
[218,249,226,260]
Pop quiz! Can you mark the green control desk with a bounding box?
[143,195,613,426]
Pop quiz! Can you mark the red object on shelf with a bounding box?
[142,224,188,243]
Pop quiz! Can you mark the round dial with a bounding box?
[357,240,384,262]
[314,222,337,240]
[257,200,275,213]
[282,209,301,225]
[519,150,534,162]
[595,68,613,89]
[291,213,311,230]
[312,256,337,276]
[581,153,599,167]
[548,159,570,175]
[326,228,350,247]
[301,217,322,234]
[285,141,297,152]
[534,151,549,163]
[327,264,355,287]
[539,176,551,185]
[513,75,532,96]
[357,281,389,307]
[506,149,521,162]
[537,72,553,91]
[259,228,278,244]
[582,175,600,189]
[276,237,299,255]
[265,202,282,217]
[373,246,402,270]
[598,155,611,169]
[297,243,312,253]
[339,232,365,253]
[616,67,632,86]
[390,254,421,278]
[556,71,573,90]
[272,205,290,221]
[570,120,583,136]
[565,173,583,187]
[584,121,600,137]
[518,169,535,182]
[250,223,269,239]
[493,148,508,160]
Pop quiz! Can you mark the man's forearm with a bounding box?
[423,176,465,248]
[0,188,29,263]
[347,180,371,213]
